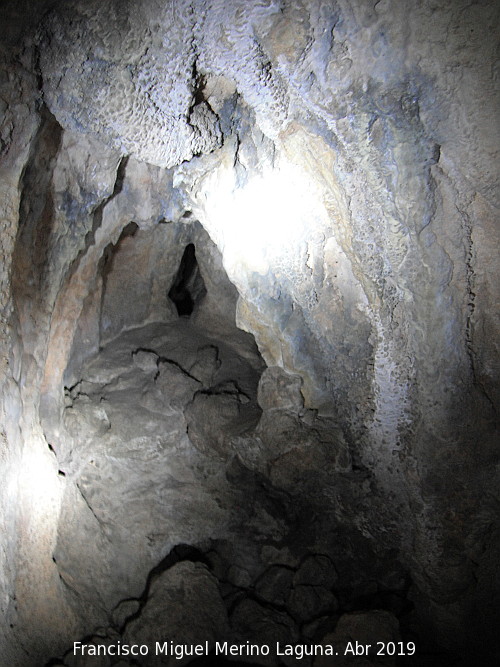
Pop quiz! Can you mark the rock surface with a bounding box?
[123,561,229,665]
[0,0,498,666]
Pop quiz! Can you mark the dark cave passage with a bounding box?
[168,243,207,317]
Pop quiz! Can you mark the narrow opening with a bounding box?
[168,243,206,317]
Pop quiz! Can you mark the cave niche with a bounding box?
[168,243,207,317]
[53,216,269,632]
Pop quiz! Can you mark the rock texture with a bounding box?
[0,0,498,666]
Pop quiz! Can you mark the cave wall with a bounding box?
[0,0,499,665]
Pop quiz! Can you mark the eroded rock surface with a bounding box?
[47,290,409,666]
[58,317,264,611]
[0,0,499,665]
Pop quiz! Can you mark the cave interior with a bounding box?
[0,1,499,666]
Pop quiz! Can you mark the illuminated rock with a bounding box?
[0,1,498,665]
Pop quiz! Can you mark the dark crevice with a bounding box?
[189,56,208,109]
[192,74,207,107]
[194,379,250,400]
[68,156,130,288]
[156,355,201,384]
[115,544,211,634]
[168,243,207,317]
[13,105,63,300]
[76,483,102,527]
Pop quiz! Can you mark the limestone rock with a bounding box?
[288,585,338,624]
[188,345,221,388]
[294,555,338,590]
[38,0,222,168]
[314,611,400,667]
[230,598,299,665]
[111,599,141,631]
[123,561,229,664]
[155,359,201,409]
[1,1,499,665]
[132,350,159,373]
[186,391,248,459]
[257,366,304,411]
[255,565,294,606]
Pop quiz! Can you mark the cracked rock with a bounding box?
[123,561,229,664]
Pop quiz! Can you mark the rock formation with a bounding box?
[0,0,498,665]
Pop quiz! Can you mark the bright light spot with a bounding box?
[19,439,61,508]
[201,160,323,276]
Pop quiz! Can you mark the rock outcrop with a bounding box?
[0,0,498,665]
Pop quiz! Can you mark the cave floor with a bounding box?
[59,318,264,609]
[46,319,459,665]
